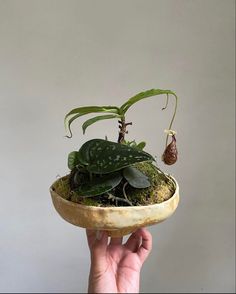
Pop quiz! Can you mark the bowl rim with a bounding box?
[50,174,179,211]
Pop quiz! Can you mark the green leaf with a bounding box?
[136,141,146,150]
[64,106,120,138]
[123,166,151,188]
[78,139,155,174]
[120,88,176,114]
[82,114,122,134]
[68,151,80,170]
[75,172,122,197]
[123,140,146,150]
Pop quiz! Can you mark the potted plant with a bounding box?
[50,88,180,237]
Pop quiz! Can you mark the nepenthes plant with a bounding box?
[62,88,179,207]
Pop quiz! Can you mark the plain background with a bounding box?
[0,0,235,293]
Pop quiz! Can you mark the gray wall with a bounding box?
[0,0,235,292]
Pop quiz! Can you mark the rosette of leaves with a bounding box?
[68,139,155,202]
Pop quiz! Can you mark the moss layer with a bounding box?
[53,162,175,207]
[126,162,175,205]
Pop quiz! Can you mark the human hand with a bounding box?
[86,228,152,293]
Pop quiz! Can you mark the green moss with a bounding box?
[53,162,175,207]
[53,176,71,200]
[125,162,175,205]
[80,197,100,206]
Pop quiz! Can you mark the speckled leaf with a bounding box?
[68,151,80,170]
[123,166,151,188]
[75,172,122,197]
[78,139,155,174]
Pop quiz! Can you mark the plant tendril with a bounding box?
[165,92,178,147]
[162,93,169,110]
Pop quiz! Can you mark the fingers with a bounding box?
[109,237,123,246]
[86,229,108,259]
[136,228,152,264]
[86,229,96,250]
[124,230,142,252]
[124,227,152,264]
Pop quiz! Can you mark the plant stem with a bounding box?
[117,118,132,143]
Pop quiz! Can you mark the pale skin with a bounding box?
[86,228,152,293]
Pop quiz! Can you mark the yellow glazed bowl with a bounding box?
[50,176,179,237]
